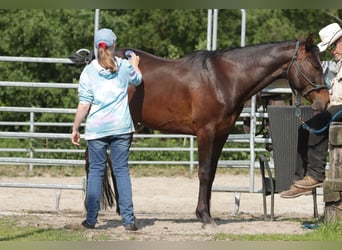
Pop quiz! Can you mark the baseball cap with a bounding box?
[94,28,117,49]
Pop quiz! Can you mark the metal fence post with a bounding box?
[29,111,34,171]
[190,136,194,175]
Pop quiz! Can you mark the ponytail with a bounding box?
[97,46,117,73]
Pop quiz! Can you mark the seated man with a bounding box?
[281,23,342,198]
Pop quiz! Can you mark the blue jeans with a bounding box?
[86,133,135,226]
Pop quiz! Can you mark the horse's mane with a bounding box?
[117,40,300,71]
[185,40,297,60]
[182,40,298,69]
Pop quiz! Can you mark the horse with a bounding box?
[72,33,330,227]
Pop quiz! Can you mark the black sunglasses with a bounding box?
[327,43,336,52]
[327,37,341,52]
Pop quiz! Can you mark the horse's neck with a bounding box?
[240,42,295,96]
[218,42,296,105]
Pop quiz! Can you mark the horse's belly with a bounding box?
[131,104,194,135]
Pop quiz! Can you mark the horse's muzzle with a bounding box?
[312,100,329,112]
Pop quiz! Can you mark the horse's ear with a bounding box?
[305,33,315,51]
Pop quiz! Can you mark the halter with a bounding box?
[286,40,327,117]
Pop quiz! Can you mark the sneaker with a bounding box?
[294,176,323,189]
[124,223,138,231]
[81,220,95,229]
[280,185,312,198]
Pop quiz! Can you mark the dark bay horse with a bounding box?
[73,33,329,227]
[113,34,329,226]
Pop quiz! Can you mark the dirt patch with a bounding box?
[0,173,324,240]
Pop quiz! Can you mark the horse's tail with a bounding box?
[84,147,120,215]
[104,150,120,215]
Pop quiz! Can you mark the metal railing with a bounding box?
[0,110,270,170]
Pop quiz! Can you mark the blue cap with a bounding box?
[94,28,117,49]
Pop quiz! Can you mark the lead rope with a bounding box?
[302,109,342,134]
[295,93,302,118]
[288,41,303,119]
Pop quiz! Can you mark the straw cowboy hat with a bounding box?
[317,23,342,52]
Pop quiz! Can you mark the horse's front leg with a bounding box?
[195,129,216,227]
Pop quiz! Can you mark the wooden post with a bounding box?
[324,122,342,222]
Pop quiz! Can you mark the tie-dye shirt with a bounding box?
[78,57,142,140]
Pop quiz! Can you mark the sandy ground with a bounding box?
[0,173,324,240]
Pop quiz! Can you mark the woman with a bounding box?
[71,28,142,230]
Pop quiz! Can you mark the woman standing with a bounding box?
[71,28,142,230]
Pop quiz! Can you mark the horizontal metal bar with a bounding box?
[0,56,75,64]
[0,122,31,126]
[0,106,76,113]
[0,148,29,153]
[0,131,272,144]
[239,112,268,118]
[133,134,193,139]
[130,147,192,152]
[0,107,265,119]
[262,88,292,94]
[0,182,85,190]
[0,157,184,166]
[222,148,268,152]
[0,132,77,139]
[218,160,252,166]
[0,122,74,127]
[0,81,78,88]
[0,157,259,167]
[0,157,273,170]
[0,157,84,165]
[29,149,84,153]
[0,147,268,155]
[212,185,257,193]
[0,158,196,166]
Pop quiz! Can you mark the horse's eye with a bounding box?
[312,63,320,70]
[309,58,321,70]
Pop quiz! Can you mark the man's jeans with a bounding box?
[294,104,342,182]
[86,133,135,225]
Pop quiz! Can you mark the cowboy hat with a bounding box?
[317,23,342,52]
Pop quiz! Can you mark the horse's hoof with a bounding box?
[201,220,217,229]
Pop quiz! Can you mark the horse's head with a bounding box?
[286,33,329,111]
